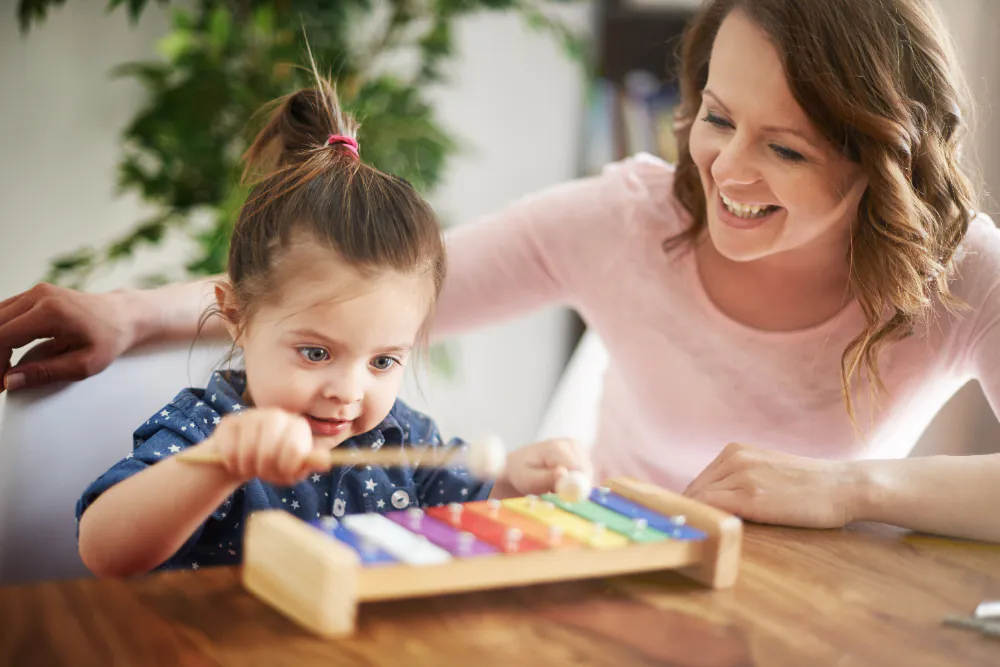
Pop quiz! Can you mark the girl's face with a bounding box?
[688,10,868,266]
[222,241,433,449]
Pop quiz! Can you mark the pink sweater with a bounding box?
[435,154,1000,491]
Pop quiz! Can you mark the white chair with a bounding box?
[0,341,229,585]
[534,329,609,450]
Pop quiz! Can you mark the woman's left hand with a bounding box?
[683,443,866,528]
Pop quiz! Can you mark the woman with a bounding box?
[3,0,999,541]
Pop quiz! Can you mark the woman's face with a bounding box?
[688,9,868,265]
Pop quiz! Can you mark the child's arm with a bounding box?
[489,438,593,499]
[78,407,327,577]
[78,440,240,577]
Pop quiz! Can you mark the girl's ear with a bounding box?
[214,283,244,345]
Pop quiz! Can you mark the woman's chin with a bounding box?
[706,217,779,263]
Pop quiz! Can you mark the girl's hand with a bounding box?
[491,438,593,499]
[205,408,329,486]
[683,443,865,528]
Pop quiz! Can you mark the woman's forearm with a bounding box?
[78,441,240,577]
[119,275,227,348]
[852,453,1000,542]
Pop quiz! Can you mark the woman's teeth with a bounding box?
[720,192,776,219]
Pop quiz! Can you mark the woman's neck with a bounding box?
[694,233,853,332]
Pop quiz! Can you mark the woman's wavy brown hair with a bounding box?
[669,0,977,421]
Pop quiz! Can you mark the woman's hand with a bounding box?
[0,283,136,392]
[684,443,866,528]
[490,438,593,499]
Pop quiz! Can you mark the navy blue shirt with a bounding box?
[76,371,492,571]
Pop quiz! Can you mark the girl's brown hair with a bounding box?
[223,64,444,338]
[670,0,977,420]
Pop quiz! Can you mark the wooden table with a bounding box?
[2,523,999,667]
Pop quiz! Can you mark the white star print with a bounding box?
[126,452,134,459]
[181,426,187,432]
[220,512,226,519]
[291,500,300,510]
[371,440,383,451]
[196,402,204,407]
[365,465,372,471]
[213,416,221,425]
[365,479,377,491]
[211,394,217,401]
[282,498,287,503]
[160,410,170,417]
[377,499,385,509]
[311,474,321,483]
[168,444,181,453]
[461,488,469,496]
[228,549,236,555]
[154,451,162,457]
[232,403,243,410]
[192,562,199,570]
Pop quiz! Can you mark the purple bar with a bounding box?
[386,508,498,558]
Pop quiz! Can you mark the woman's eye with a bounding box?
[771,144,806,162]
[371,356,397,371]
[701,111,733,129]
[298,347,329,363]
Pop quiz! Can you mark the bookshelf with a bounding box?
[580,0,698,174]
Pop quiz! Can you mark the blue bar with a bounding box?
[310,517,398,565]
[588,489,707,541]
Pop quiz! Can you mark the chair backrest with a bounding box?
[0,341,228,585]
[534,329,609,449]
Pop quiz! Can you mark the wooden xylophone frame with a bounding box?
[241,476,744,637]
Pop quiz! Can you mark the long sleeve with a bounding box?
[958,215,1000,426]
[432,156,678,338]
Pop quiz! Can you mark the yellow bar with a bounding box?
[502,496,629,549]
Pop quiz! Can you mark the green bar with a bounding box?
[541,494,669,542]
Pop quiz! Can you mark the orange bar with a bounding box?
[462,500,582,549]
[426,505,550,554]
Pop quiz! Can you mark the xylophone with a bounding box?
[240,477,744,637]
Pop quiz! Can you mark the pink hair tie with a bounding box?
[326,134,359,158]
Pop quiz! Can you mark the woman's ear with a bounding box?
[214,283,243,345]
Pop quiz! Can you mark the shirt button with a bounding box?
[333,498,346,517]
[391,489,410,509]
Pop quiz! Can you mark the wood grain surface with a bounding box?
[1,522,998,667]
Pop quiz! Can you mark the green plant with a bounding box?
[17,0,585,289]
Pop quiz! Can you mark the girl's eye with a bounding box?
[371,356,397,371]
[298,347,329,363]
[701,111,733,129]
[770,144,806,162]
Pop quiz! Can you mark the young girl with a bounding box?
[6,0,1000,543]
[73,74,590,577]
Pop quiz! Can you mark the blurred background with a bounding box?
[0,0,997,455]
